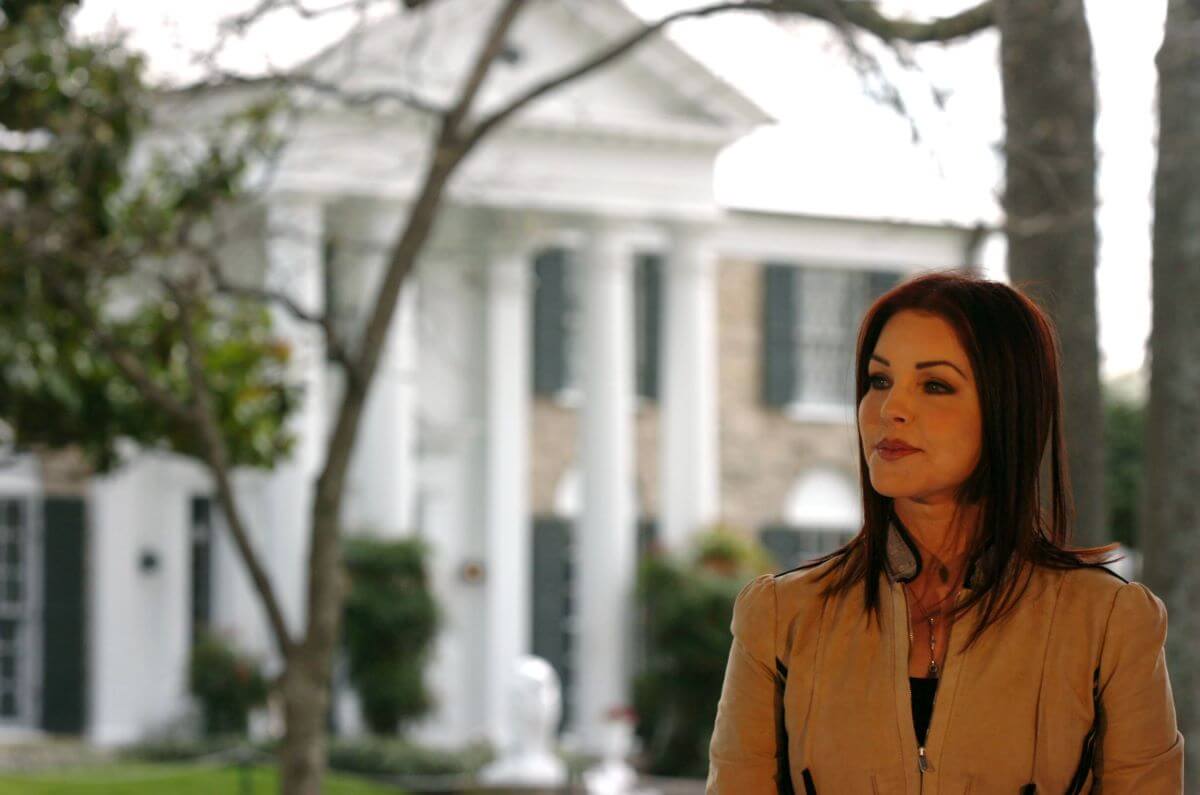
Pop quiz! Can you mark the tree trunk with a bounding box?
[996,0,1106,547]
[279,650,333,795]
[1144,1,1200,787]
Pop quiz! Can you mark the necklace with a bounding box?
[904,579,962,679]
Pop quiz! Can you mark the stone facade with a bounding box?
[715,258,861,537]
[529,398,661,522]
[526,255,866,545]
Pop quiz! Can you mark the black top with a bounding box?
[909,676,938,746]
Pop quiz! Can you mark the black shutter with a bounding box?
[530,516,574,732]
[532,248,569,395]
[323,236,340,362]
[868,270,902,302]
[759,524,855,572]
[190,496,213,646]
[41,496,87,734]
[759,525,805,572]
[632,518,659,678]
[762,263,799,406]
[635,253,662,401]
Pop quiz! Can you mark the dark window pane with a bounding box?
[0,690,15,717]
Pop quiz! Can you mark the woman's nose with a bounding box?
[880,388,913,423]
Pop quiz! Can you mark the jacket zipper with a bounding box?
[903,587,959,790]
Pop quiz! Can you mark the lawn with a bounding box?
[0,763,405,795]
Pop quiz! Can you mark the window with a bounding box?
[0,498,33,723]
[763,467,863,571]
[759,524,858,572]
[762,264,901,411]
[531,247,661,401]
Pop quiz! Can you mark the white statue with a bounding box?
[582,707,644,795]
[478,655,568,787]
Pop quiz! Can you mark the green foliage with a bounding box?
[0,290,300,471]
[0,0,294,473]
[187,632,268,737]
[326,737,492,778]
[119,734,265,763]
[632,526,774,777]
[341,536,439,734]
[120,734,492,779]
[0,763,403,795]
[1105,395,1145,549]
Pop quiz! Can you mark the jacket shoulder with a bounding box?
[772,556,843,599]
[1047,563,1133,636]
[1057,562,1130,594]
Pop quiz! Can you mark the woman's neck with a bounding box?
[893,498,978,577]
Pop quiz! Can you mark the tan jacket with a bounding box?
[706,520,1184,794]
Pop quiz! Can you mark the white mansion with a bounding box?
[0,0,993,754]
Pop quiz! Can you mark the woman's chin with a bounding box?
[868,475,919,499]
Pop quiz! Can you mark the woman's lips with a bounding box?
[877,447,920,461]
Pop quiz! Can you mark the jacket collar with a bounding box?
[883,512,995,591]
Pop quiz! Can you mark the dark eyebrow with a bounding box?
[870,354,968,380]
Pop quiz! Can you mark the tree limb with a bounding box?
[187,242,363,390]
[173,71,445,117]
[464,0,995,151]
[162,275,298,659]
[791,0,995,44]
[40,265,299,660]
[442,0,528,140]
[220,0,384,36]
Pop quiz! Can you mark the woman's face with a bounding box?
[858,309,983,503]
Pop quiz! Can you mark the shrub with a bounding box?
[632,525,773,777]
[341,536,439,734]
[187,632,268,737]
[1105,395,1144,549]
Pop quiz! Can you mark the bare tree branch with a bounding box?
[220,0,382,36]
[162,274,298,659]
[185,241,363,390]
[442,0,528,140]
[173,71,445,117]
[803,0,995,43]
[465,0,995,150]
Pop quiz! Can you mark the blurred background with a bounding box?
[0,0,1193,793]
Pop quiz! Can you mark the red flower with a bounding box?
[605,705,638,723]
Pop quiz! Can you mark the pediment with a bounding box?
[300,0,772,143]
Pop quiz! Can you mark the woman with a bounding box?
[706,272,1183,793]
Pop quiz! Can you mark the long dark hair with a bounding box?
[797,270,1121,651]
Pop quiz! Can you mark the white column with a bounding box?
[483,244,533,749]
[574,220,637,751]
[342,203,418,538]
[659,225,720,553]
[264,197,325,642]
[405,253,490,747]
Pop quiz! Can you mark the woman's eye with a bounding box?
[867,374,953,394]
[867,373,888,388]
